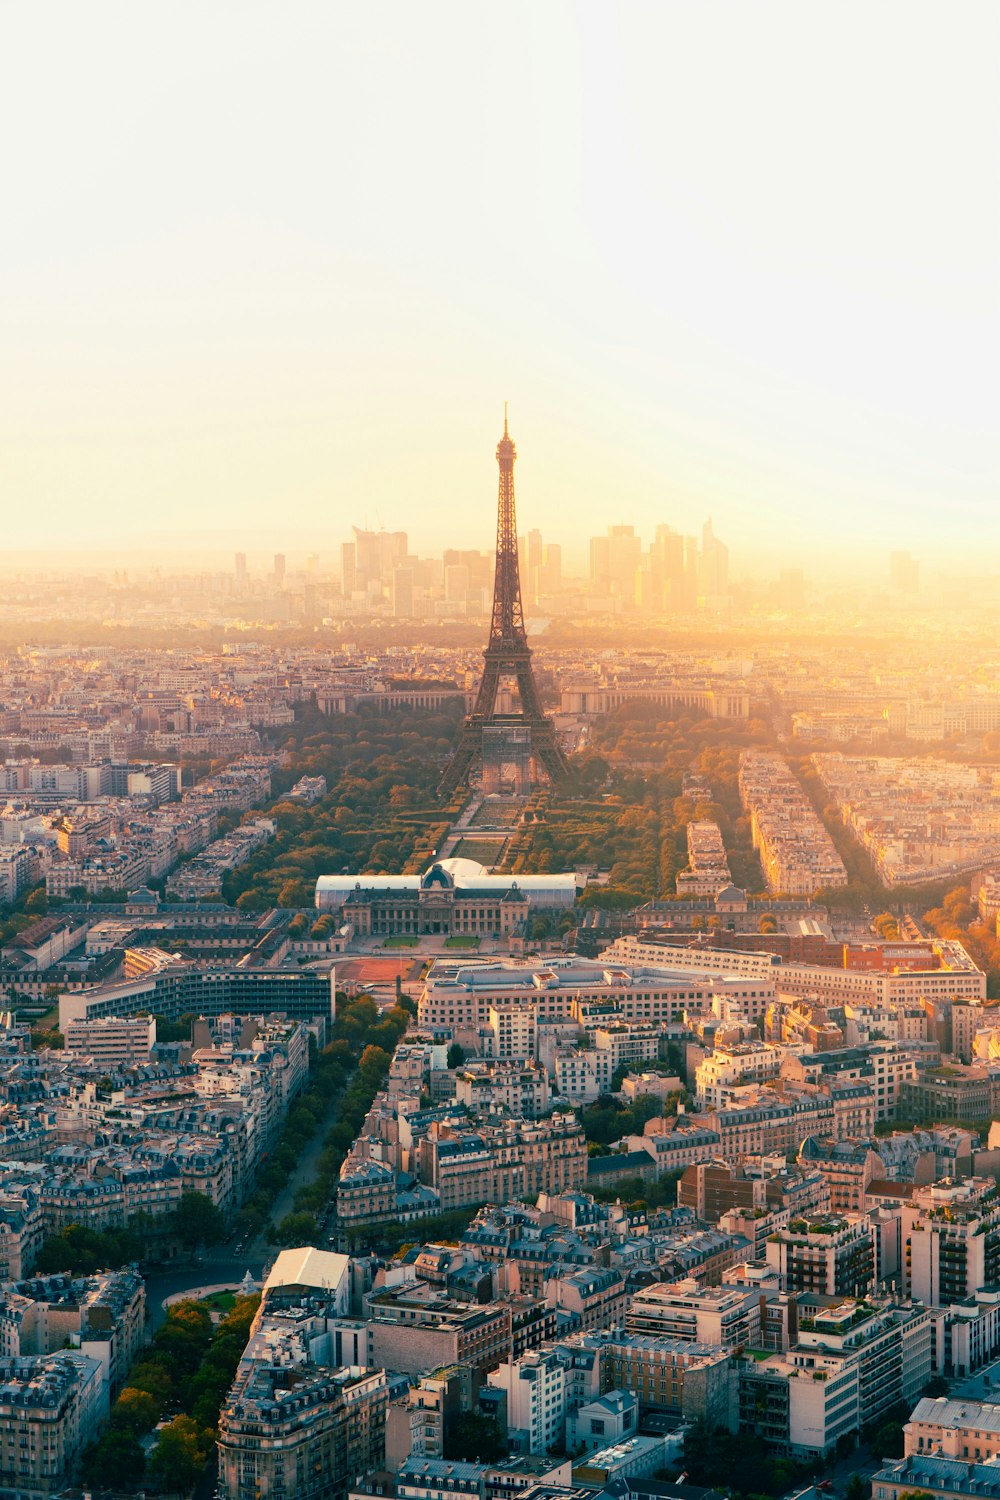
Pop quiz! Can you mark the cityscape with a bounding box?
[1,9,998,1500]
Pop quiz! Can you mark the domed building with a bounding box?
[316,859,580,939]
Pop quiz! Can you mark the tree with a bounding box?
[112,1386,159,1433]
[277,879,311,908]
[149,1415,214,1492]
[235,888,267,913]
[273,1211,318,1245]
[175,1190,226,1249]
[873,910,900,940]
[630,1093,663,1128]
[126,1359,175,1407]
[870,1416,906,1458]
[83,1429,146,1488]
[447,1043,466,1069]
[154,1011,195,1043]
[359,1043,392,1078]
[443,1412,507,1463]
[154,1302,213,1379]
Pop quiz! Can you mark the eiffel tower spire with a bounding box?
[439,412,570,795]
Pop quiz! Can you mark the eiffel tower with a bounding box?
[439,410,570,796]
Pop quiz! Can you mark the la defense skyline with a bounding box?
[339,502,732,617]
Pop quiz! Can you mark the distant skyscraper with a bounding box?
[352,527,408,590]
[273,553,286,586]
[590,525,641,606]
[653,525,686,611]
[392,566,414,618]
[234,552,247,583]
[890,550,919,593]
[341,542,357,597]
[533,542,561,601]
[445,563,470,604]
[699,518,729,598]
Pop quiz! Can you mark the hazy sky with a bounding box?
[1,1,997,570]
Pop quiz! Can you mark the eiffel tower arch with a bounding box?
[438,411,570,797]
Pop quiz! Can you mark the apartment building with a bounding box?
[796,1138,884,1214]
[899,1065,1000,1125]
[0,1191,43,1282]
[765,1215,875,1297]
[905,1178,1000,1306]
[872,1453,1000,1500]
[486,1351,566,1454]
[0,1352,107,1496]
[684,1089,843,1160]
[676,821,732,897]
[63,1014,156,1067]
[417,1117,587,1209]
[739,750,847,895]
[934,1288,1000,1378]
[367,1295,512,1382]
[544,1267,626,1332]
[626,1279,763,1349]
[336,1161,397,1226]
[796,1299,932,1425]
[0,1270,145,1397]
[695,1042,783,1106]
[219,1364,392,1500]
[565,1330,733,1424]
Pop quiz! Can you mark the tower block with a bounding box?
[439,412,570,796]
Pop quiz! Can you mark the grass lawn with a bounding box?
[469,800,524,828]
[384,936,419,949]
[200,1290,236,1312]
[444,936,480,949]
[451,837,507,866]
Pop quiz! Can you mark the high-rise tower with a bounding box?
[439,412,570,796]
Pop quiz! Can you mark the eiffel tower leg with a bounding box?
[512,656,544,721]
[473,657,502,718]
[532,731,571,784]
[438,727,480,796]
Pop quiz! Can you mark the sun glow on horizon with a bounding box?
[0,0,997,568]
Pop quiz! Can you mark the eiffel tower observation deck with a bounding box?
[438,410,570,796]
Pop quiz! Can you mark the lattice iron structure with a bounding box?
[438,411,571,795]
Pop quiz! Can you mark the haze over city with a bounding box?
[2,1,997,570]
[3,10,1000,1500]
